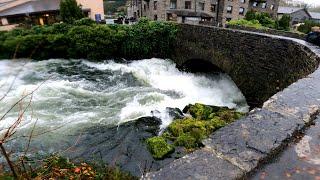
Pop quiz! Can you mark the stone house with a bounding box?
[127,0,280,26]
[0,0,105,31]
[277,6,310,25]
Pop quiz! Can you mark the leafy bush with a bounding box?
[227,19,264,29]
[0,18,177,60]
[245,10,256,21]
[275,14,291,31]
[255,13,275,28]
[244,11,275,28]
[298,20,320,34]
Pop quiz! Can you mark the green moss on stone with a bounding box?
[146,136,174,159]
[146,104,246,159]
[174,133,197,149]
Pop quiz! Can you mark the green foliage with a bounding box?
[0,19,177,60]
[298,20,320,34]
[255,13,275,28]
[228,19,265,29]
[243,10,276,28]
[146,104,245,157]
[60,0,84,24]
[245,10,257,21]
[146,137,175,159]
[73,18,96,26]
[275,14,291,31]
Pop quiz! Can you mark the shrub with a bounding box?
[255,13,275,28]
[298,20,320,34]
[227,19,264,29]
[73,18,96,26]
[245,10,256,21]
[0,19,177,60]
[275,14,291,31]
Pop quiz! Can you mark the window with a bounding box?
[154,1,157,10]
[261,2,267,8]
[239,0,245,3]
[253,1,258,7]
[270,4,274,10]
[211,4,216,12]
[154,14,158,20]
[144,4,146,11]
[239,7,245,15]
[226,17,232,22]
[185,1,191,9]
[227,6,233,13]
[199,2,205,11]
[170,0,177,9]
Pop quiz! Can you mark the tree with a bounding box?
[245,10,256,21]
[59,0,84,24]
[275,14,291,31]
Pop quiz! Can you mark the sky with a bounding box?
[303,0,320,6]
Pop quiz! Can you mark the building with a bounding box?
[277,6,310,25]
[0,0,105,30]
[127,0,280,26]
[277,6,320,25]
[310,12,320,24]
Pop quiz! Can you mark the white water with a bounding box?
[0,58,248,136]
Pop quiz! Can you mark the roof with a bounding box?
[0,0,60,17]
[278,6,303,14]
[310,12,320,20]
[166,9,213,18]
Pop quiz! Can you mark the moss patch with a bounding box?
[146,103,245,158]
[146,136,175,159]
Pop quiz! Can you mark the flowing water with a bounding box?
[0,58,248,174]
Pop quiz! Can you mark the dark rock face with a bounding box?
[65,117,174,177]
[166,107,184,119]
[173,24,320,107]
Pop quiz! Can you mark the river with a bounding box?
[0,58,248,175]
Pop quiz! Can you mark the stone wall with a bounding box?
[172,24,320,107]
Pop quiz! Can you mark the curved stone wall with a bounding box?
[172,24,320,107]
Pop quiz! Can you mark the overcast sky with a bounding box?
[303,0,320,6]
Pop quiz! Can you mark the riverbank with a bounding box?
[0,18,177,60]
[0,59,248,177]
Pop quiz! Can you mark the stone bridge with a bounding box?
[172,24,320,107]
[143,25,320,179]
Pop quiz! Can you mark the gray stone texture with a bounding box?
[174,24,320,107]
[144,25,320,180]
[142,147,244,180]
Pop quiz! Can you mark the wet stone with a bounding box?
[143,147,244,180]
[203,109,304,172]
[250,116,320,180]
[263,68,320,122]
[62,116,175,177]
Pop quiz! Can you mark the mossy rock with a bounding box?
[146,137,174,159]
[174,133,198,149]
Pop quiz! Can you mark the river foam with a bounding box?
[0,58,248,133]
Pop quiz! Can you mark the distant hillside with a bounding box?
[104,0,127,15]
